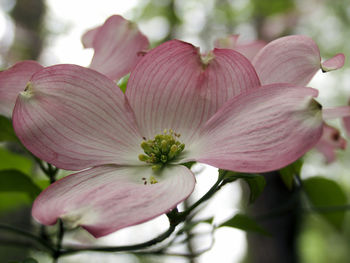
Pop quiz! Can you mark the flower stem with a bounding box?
[53,219,64,261]
[178,171,226,219]
[60,224,177,256]
[183,199,196,263]
[33,156,59,183]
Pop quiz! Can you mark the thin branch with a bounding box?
[179,173,225,219]
[134,226,216,259]
[53,219,64,260]
[33,156,58,183]
[183,199,196,263]
[60,224,177,256]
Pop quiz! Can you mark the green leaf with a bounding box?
[303,176,347,230]
[279,159,303,190]
[0,115,17,142]
[244,175,266,204]
[0,147,33,174]
[117,73,130,93]
[219,213,269,235]
[0,192,31,212]
[0,170,41,200]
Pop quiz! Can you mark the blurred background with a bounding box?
[0,0,350,262]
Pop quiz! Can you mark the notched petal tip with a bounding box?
[137,50,148,57]
[19,82,35,99]
[200,51,216,69]
[321,53,345,72]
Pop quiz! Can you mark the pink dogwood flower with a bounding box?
[81,15,149,81]
[218,34,348,162]
[215,35,345,85]
[251,35,349,161]
[0,15,148,118]
[251,35,345,86]
[13,40,324,237]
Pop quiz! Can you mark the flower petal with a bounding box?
[192,84,323,172]
[214,35,266,61]
[32,164,195,238]
[13,64,142,171]
[315,124,346,163]
[86,15,149,81]
[321,53,345,72]
[323,106,350,120]
[126,39,260,148]
[81,26,101,48]
[0,61,43,117]
[252,35,321,86]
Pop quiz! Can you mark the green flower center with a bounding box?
[139,129,185,172]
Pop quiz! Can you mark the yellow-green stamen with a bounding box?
[138,129,185,172]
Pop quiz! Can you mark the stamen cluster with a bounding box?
[139,129,185,171]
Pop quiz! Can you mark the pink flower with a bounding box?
[218,34,348,162]
[0,61,43,118]
[315,124,346,163]
[251,35,348,162]
[13,40,323,237]
[214,35,266,62]
[81,15,149,81]
[215,34,345,85]
[0,15,148,118]
[251,35,345,86]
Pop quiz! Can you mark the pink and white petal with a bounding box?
[214,35,266,61]
[315,142,337,163]
[315,124,346,163]
[233,41,267,61]
[13,64,142,171]
[323,106,350,120]
[0,61,43,118]
[126,39,260,148]
[87,15,149,81]
[322,124,346,149]
[252,35,321,86]
[192,84,323,173]
[32,164,195,238]
[81,26,101,48]
[321,53,345,72]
